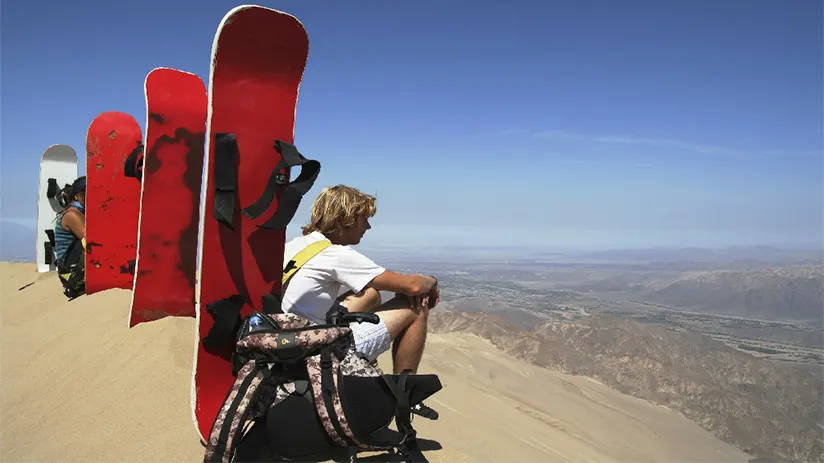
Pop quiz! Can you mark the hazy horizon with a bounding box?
[3,216,821,265]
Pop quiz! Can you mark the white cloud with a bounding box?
[484,129,822,159]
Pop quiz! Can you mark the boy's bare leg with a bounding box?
[340,289,429,374]
[385,302,428,374]
[338,287,382,313]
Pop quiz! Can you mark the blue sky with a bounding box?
[1,0,822,255]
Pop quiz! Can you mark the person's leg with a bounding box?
[343,293,439,420]
[378,299,429,375]
[338,287,382,313]
[341,291,429,375]
[373,297,438,419]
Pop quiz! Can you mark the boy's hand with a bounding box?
[427,279,440,308]
[407,294,429,313]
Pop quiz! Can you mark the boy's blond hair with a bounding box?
[301,185,377,236]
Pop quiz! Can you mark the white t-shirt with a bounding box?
[281,231,386,324]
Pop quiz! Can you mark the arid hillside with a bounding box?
[430,311,823,463]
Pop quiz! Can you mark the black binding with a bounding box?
[44,229,56,265]
[46,178,59,199]
[210,137,320,232]
[242,140,321,230]
[212,133,240,229]
[56,183,71,208]
[123,144,144,182]
[202,294,245,360]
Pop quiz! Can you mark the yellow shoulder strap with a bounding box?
[282,239,332,285]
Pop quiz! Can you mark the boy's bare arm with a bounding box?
[368,270,437,297]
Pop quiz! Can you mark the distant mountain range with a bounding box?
[568,245,822,265]
[429,311,823,463]
[556,265,824,323]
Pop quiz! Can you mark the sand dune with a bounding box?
[1,262,750,462]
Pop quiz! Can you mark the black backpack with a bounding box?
[202,297,443,463]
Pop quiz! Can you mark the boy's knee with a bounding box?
[362,287,382,306]
[341,287,382,312]
[355,287,381,307]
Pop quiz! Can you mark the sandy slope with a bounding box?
[0,262,750,462]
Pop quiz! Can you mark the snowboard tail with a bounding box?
[85,111,143,294]
[192,5,314,443]
[129,68,208,328]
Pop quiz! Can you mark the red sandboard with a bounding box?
[85,111,144,294]
[128,68,207,328]
[191,5,311,443]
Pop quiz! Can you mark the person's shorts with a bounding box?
[350,318,391,362]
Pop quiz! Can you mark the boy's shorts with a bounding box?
[350,318,391,362]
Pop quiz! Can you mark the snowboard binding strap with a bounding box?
[202,294,246,360]
[212,133,240,230]
[44,229,56,265]
[123,144,145,182]
[211,137,319,232]
[242,140,321,230]
[47,178,73,208]
[46,178,59,199]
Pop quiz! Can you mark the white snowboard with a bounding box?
[36,144,78,272]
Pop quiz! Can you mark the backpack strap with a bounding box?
[203,360,272,463]
[261,239,332,316]
[304,345,388,454]
[282,239,332,287]
[310,306,386,453]
[380,371,429,462]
